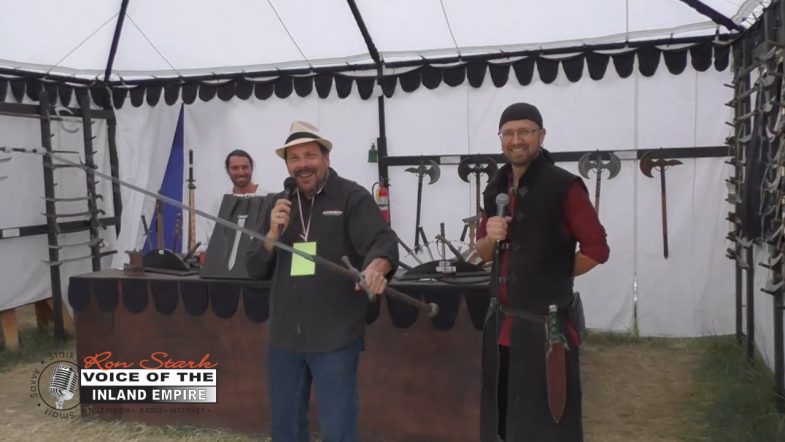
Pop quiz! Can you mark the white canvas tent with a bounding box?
[0,0,764,78]
[0,0,778,380]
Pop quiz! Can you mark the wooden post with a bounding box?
[34,299,53,332]
[0,308,19,351]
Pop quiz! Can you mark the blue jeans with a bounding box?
[267,337,363,442]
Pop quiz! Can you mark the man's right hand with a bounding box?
[484,215,511,242]
[265,199,292,251]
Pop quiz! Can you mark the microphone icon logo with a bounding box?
[48,363,78,410]
[30,354,80,419]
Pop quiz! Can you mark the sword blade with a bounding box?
[545,304,567,423]
[227,215,248,270]
[545,341,567,423]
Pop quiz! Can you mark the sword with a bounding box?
[417,226,435,262]
[140,215,154,250]
[227,214,248,270]
[397,237,424,265]
[155,197,164,250]
[3,146,438,317]
[434,234,465,262]
[545,304,567,423]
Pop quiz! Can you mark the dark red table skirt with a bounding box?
[69,269,490,441]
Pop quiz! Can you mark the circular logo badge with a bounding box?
[31,353,80,419]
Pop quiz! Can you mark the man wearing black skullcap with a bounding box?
[475,103,609,441]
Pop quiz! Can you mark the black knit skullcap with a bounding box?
[499,103,543,129]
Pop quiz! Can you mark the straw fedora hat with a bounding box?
[275,121,333,159]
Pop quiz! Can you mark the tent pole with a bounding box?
[345,0,389,182]
[104,0,131,81]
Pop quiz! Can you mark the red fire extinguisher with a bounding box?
[373,178,391,224]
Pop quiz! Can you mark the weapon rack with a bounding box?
[727,0,785,413]
[0,86,122,341]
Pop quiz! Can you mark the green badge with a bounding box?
[290,241,317,276]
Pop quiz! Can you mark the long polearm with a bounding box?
[187,149,196,254]
[3,146,438,317]
[640,151,682,259]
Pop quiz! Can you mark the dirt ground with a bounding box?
[581,338,704,442]
[0,305,704,442]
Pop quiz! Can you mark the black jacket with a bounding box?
[246,169,399,352]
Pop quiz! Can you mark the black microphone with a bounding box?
[495,193,509,218]
[279,177,297,235]
[283,177,297,199]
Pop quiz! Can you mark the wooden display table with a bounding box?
[69,269,489,441]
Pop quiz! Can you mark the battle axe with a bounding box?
[458,156,498,214]
[640,151,682,259]
[577,150,620,214]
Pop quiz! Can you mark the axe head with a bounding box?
[640,151,683,178]
[604,152,621,179]
[404,158,441,184]
[426,159,440,184]
[458,156,498,183]
[639,152,656,178]
[578,150,621,179]
[577,152,594,179]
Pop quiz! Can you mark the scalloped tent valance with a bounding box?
[0,41,730,108]
[0,0,767,101]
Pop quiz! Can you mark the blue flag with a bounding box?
[144,104,184,253]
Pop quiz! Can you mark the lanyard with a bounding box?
[296,190,316,241]
[293,170,330,241]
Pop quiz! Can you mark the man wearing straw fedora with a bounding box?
[247,120,399,442]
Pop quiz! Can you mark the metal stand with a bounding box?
[0,87,121,341]
[729,1,785,413]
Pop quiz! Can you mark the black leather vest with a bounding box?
[483,150,581,313]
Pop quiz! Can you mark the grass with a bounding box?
[586,332,785,441]
[67,420,261,442]
[689,335,785,442]
[0,326,74,373]
[3,321,784,441]
[0,310,270,442]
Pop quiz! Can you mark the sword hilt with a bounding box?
[340,256,375,301]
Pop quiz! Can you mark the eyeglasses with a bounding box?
[498,128,541,142]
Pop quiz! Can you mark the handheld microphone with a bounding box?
[494,193,510,256]
[283,177,297,199]
[495,193,509,218]
[279,177,297,235]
